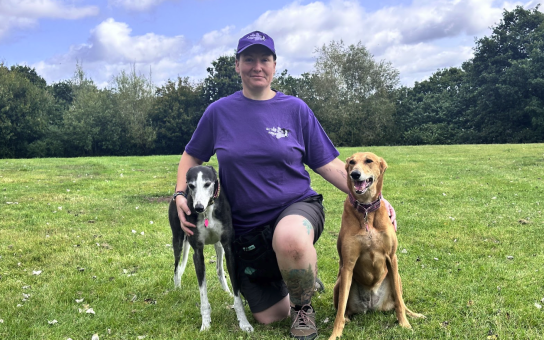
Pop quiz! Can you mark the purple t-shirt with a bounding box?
[185,91,339,233]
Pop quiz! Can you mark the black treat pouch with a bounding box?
[233,225,282,283]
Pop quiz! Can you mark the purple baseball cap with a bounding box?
[236,31,276,56]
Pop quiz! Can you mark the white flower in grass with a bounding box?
[0,319,4,323]
[48,319,58,325]
[141,232,145,235]
[75,298,84,303]
[67,189,70,192]
[149,221,153,224]
[132,230,136,234]
[32,270,42,275]
[442,193,446,196]
[135,206,139,209]
[536,303,542,309]
[92,334,99,340]
[137,336,147,339]
[58,206,62,210]
[86,308,95,314]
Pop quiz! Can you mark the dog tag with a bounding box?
[204,219,209,228]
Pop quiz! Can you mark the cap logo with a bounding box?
[247,32,266,41]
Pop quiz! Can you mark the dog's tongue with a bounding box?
[355,180,368,192]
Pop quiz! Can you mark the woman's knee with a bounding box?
[273,216,314,255]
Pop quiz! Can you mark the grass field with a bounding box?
[1,144,543,339]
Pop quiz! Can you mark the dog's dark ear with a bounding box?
[207,165,217,176]
[379,157,388,173]
[345,156,353,171]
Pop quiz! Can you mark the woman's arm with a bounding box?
[315,158,349,194]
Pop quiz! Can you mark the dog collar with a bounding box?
[349,192,382,222]
[213,180,220,199]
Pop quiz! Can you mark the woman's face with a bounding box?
[235,45,276,94]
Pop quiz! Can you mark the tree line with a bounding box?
[1,6,543,159]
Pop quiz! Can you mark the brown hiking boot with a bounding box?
[290,304,318,340]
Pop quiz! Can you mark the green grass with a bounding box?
[1,144,543,339]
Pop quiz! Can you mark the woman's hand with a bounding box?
[381,197,397,231]
[175,195,197,235]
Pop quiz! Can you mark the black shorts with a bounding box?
[233,195,325,313]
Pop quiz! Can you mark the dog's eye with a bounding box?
[365,159,373,164]
[188,184,195,190]
[349,160,356,165]
[204,182,212,188]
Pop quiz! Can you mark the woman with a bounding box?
[174,31,395,340]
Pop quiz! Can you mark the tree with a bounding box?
[150,77,205,155]
[202,54,242,104]
[310,41,400,146]
[464,5,544,143]
[61,66,123,156]
[109,67,156,155]
[10,65,47,88]
[272,70,317,107]
[394,67,473,145]
[0,63,55,158]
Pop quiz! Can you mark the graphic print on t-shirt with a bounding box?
[266,126,289,139]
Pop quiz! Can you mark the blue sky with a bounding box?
[1,0,540,88]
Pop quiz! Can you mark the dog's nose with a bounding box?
[350,170,361,180]
[195,203,205,213]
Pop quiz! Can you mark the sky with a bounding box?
[0,0,541,88]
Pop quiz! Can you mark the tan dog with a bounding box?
[329,152,424,340]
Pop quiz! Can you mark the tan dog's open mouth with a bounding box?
[352,177,374,195]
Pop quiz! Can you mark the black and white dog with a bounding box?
[168,165,253,332]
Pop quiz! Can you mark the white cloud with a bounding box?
[233,0,538,83]
[85,19,187,63]
[0,0,99,40]
[34,18,191,86]
[30,0,544,87]
[109,0,174,11]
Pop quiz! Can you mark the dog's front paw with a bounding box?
[200,320,211,331]
[398,319,412,329]
[239,321,254,332]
